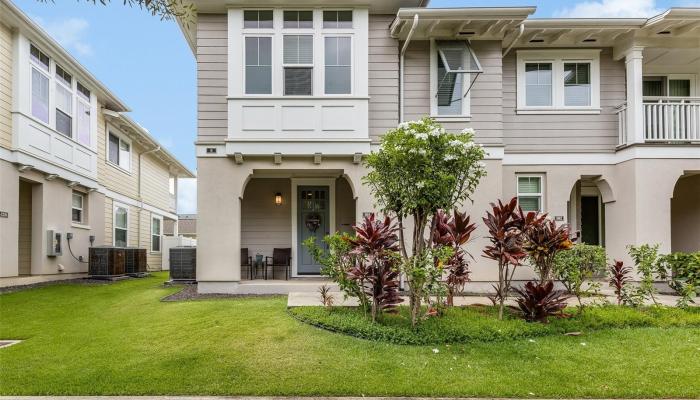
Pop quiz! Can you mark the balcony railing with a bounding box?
[618,97,700,145]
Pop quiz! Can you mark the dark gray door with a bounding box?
[298,186,329,275]
[581,196,600,245]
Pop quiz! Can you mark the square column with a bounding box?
[624,47,645,144]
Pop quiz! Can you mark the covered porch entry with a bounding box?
[240,171,356,280]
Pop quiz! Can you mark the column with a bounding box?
[625,47,645,144]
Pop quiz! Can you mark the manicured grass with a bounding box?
[290,303,700,345]
[0,273,699,397]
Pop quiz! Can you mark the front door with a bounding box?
[581,196,600,245]
[297,186,329,275]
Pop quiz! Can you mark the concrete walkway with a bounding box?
[0,273,87,288]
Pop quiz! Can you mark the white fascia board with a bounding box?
[225,139,371,156]
[503,145,700,166]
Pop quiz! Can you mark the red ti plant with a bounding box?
[482,198,527,320]
[608,260,632,305]
[521,217,574,284]
[347,213,403,322]
[512,281,570,323]
[433,209,477,306]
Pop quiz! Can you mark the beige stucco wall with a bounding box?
[671,174,700,253]
[0,21,12,150]
[241,178,292,258]
[0,161,106,277]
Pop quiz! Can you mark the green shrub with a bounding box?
[553,244,607,309]
[657,251,700,307]
[288,304,700,345]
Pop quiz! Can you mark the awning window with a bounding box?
[436,40,483,111]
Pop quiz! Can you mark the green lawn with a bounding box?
[1,273,699,397]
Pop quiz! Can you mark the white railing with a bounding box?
[643,97,700,142]
[617,97,700,145]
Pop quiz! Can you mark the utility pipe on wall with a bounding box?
[399,14,419,123]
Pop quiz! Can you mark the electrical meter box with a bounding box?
[47,230,62,256]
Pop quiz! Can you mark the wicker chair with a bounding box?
[241,248,253,280]
[265,248,292,280]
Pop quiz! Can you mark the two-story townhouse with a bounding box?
[177,0,700,294]
[0,0,195,278]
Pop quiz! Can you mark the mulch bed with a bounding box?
[161,283,279,302]
[0,278,114,294]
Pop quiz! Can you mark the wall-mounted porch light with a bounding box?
[275,192,283,206]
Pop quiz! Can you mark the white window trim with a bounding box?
[113,202,129,247]
[151,214,163,254]
[516,174,545,213]
[239,8,356,98]
[283,34,314,96]
[516,49,601,115]
[27,43,96,149]
[54,65,74,138]
[106,127,132,173]
[429,39,471,121]
[71,191,85,224]
[243,34,275,96]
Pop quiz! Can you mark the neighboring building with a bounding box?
[0,0,195,278]
[164,214,197,238]
[178,1,700,293]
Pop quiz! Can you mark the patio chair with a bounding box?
[241,248,253,280]
[265,248,292,280]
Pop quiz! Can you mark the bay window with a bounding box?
[517,50,600,113]
[244,10,273,29]
[283,35,313,95]
[283,10,312,29]
[324,36,351,94]
[323,11,352,29]
[30,45,50,123]
[245,37,272,94]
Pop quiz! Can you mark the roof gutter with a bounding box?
[503,23,525,58]
[399,14,419,123]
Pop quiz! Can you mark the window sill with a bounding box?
[71,222,91,230]
[516,108,601,115]
[430,115,472,123]
[106,160,132,175]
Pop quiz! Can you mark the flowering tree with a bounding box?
[364,118,486,326]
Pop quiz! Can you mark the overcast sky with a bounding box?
[12,0,699,213]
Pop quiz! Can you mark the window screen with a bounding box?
[325,36,351,94]
[55,83,72,137]
[284,35,313,95]
[517,176,543,212]
[31,68,49,123]
[245,37,272,94]
[564,63,591,106]
[525,63,552,107]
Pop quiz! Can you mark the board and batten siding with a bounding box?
[502,48,625,153]
[368,14,399,143]
[0,22,12,150]
[197,13,228,142]
[402,40,503,145]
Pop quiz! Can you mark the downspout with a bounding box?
[502,23,524,58]
[137,145,161,250]
[399,14,419,123]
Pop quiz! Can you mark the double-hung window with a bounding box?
[55,65,73,137]
[30,45,50,124]
[517,50,600,113]
[283,35,313,95]
[324,37,351,94]
[108,132,131,171]
[245,37,272,94]
[72,191,85,224]
[76,82,91,146]
[114,204,128,247]
[151,215,162,252]
[517,175,544,212]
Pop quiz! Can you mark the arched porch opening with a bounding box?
[671,173,700,253]
[567,177,607,246]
